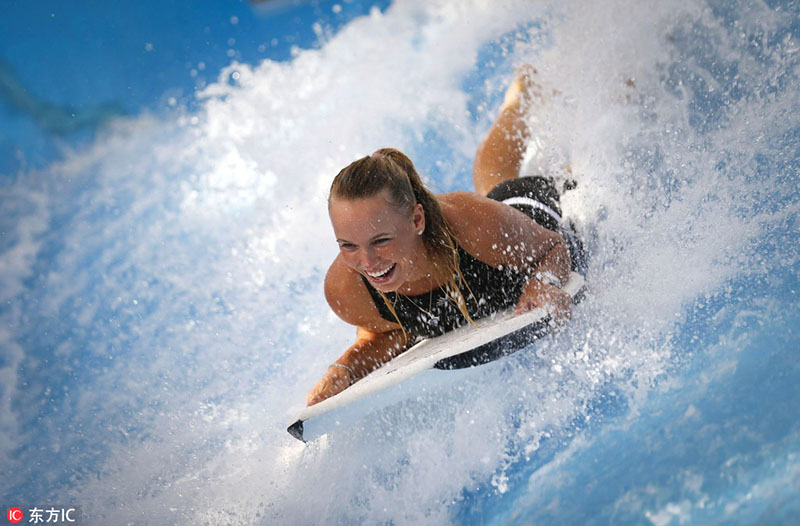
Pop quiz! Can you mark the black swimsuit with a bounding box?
[361,245,530,338]
[361,176,586,339]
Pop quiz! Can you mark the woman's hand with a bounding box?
[515,277,572,325]
[306,365,352,406]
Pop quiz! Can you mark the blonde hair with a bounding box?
[329,148,474,333]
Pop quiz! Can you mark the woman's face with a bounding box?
[329,190,425,293]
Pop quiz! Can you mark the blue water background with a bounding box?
[1,0,798,524]
[0,0,389,175]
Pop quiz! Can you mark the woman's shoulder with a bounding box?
[438,191,491,233]
[438,191,515,258]
[324,256,401,333]
[324,256,369,320]
[438,190,511,222]
[437,190,557,266]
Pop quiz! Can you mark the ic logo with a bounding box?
[6,507,23,524]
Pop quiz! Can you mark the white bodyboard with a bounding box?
[288,272,585,442]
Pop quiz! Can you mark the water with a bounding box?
[1,0,799,524]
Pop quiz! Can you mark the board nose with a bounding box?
[287,420,305,442]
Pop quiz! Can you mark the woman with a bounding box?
[306,67,585,406]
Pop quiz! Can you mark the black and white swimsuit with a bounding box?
[361,176,586,338]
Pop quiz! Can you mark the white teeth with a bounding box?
[367,264,394,279]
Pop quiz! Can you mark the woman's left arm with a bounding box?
[442,192,573,320]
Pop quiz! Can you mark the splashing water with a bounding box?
[2,0,798,524]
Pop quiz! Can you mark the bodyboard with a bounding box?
[287,272,585,442]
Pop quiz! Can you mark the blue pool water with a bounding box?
[1,0,799,524]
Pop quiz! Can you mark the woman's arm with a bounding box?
[442,192,573,318]
[306,257,410,406]
[306,326,412,406]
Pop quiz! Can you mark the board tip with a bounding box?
[287,419,305,442]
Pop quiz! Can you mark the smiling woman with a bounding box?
[305,67,586,406]
[330,189,424,289]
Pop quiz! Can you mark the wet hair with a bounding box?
[329,148,474,333]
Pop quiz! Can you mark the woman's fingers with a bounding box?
[515,281,572,324]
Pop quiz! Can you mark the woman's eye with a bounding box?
[373,238,391,246]
[339,242,357,251]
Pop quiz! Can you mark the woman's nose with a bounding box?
[360,247,378,268]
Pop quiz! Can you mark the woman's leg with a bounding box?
[473,66,541,196]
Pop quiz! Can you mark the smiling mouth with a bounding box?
[365,263,396,282]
